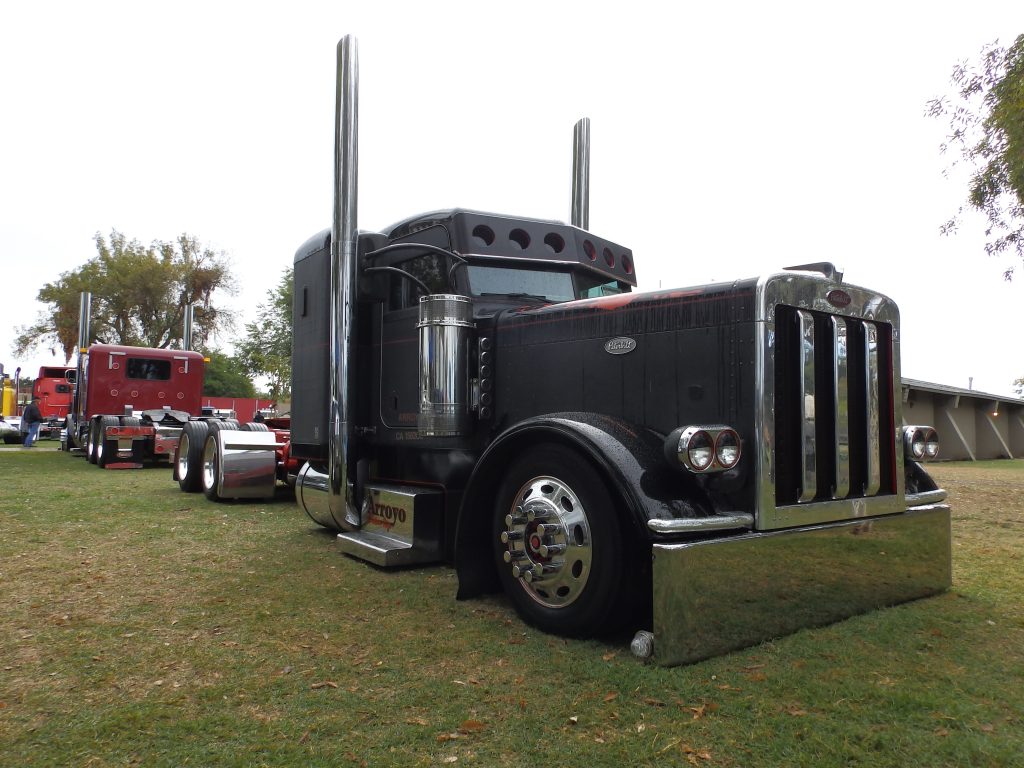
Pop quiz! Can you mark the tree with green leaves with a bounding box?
[928,35,1024,280]
[202,351,257,398]
[235,270,292,403]
[14,230,235,361]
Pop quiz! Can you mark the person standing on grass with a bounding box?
[21,396,43,448]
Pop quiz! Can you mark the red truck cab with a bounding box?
[81,345,205,416]
[32,366,74,436]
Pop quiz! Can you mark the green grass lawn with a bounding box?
[1,449,1021,767]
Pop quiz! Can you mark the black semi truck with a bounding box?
[215,37,951,665]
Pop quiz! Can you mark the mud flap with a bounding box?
[650,505,952,666]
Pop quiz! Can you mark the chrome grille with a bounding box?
[774,306,896,507]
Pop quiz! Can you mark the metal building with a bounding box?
[902,378,1024,461]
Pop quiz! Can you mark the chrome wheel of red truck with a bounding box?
[493,445,631,637]
[201,435,219,500]
[175,421,210,492]
[87,419,100,463]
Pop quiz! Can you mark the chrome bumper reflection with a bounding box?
[906,488,947,507]
[651,505,952,666]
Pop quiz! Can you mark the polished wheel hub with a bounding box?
[202,439,217,491]
[501,475,591,607]
[176,433,191,478]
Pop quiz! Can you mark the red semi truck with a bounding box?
[63,336,212,467]
[32,366,75,439]
[183,37,952,665]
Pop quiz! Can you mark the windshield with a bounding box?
[577,276,627,299]
[467,266,575,302]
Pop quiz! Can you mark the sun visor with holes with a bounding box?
[383,209,637,288]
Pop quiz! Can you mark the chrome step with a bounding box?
[337,530,435,567]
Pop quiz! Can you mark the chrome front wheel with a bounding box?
[500,474,592,609]
[493,444,634,637]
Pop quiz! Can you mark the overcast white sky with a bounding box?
[2,1,1022,398]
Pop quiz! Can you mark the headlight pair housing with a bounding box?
[902,426,939,461]
[664,425,742,474]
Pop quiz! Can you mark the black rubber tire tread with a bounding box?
[492,443,636,638]
[176,421,210,492]
[201,433,225,502]
[206,420,235,438]
[96,415,121,468]
[240,422,269,432]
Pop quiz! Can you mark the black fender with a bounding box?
[454,412,713,599]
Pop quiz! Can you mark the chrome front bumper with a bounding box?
[650,504,952,666]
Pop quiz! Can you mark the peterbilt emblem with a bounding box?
[827,289,852,309]
[604,337,637,355]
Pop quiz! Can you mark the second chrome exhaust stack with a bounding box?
[297,35,361,531]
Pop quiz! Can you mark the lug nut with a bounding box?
[536,523,562,537]
[538,543,565,557]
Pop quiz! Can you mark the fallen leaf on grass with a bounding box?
[406,717,429,726]
[603,692,619,703]
[310,681,338,690]
[458,720,486,734]
[602,651,617,661]
[980,723,995,733]
[934,728,949,737]
[681,744,713,762]
[568,716,579,725]
[437,733,463,743]
[441,757,458,764]
[643,697,666,708]
[683,701,718,719]
[786,706,808,717]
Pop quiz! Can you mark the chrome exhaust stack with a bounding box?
[71,291,92,444]
[571,118,590,230]
[183,303,194,351]
[297,35,361,531]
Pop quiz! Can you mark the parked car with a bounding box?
[0,416,22,444]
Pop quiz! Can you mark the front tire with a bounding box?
[493,444,635,637]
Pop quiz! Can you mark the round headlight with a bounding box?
[910,428,926,460]
[715,429,741,469]
[686,430,714,472]
[924,428,939,460]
